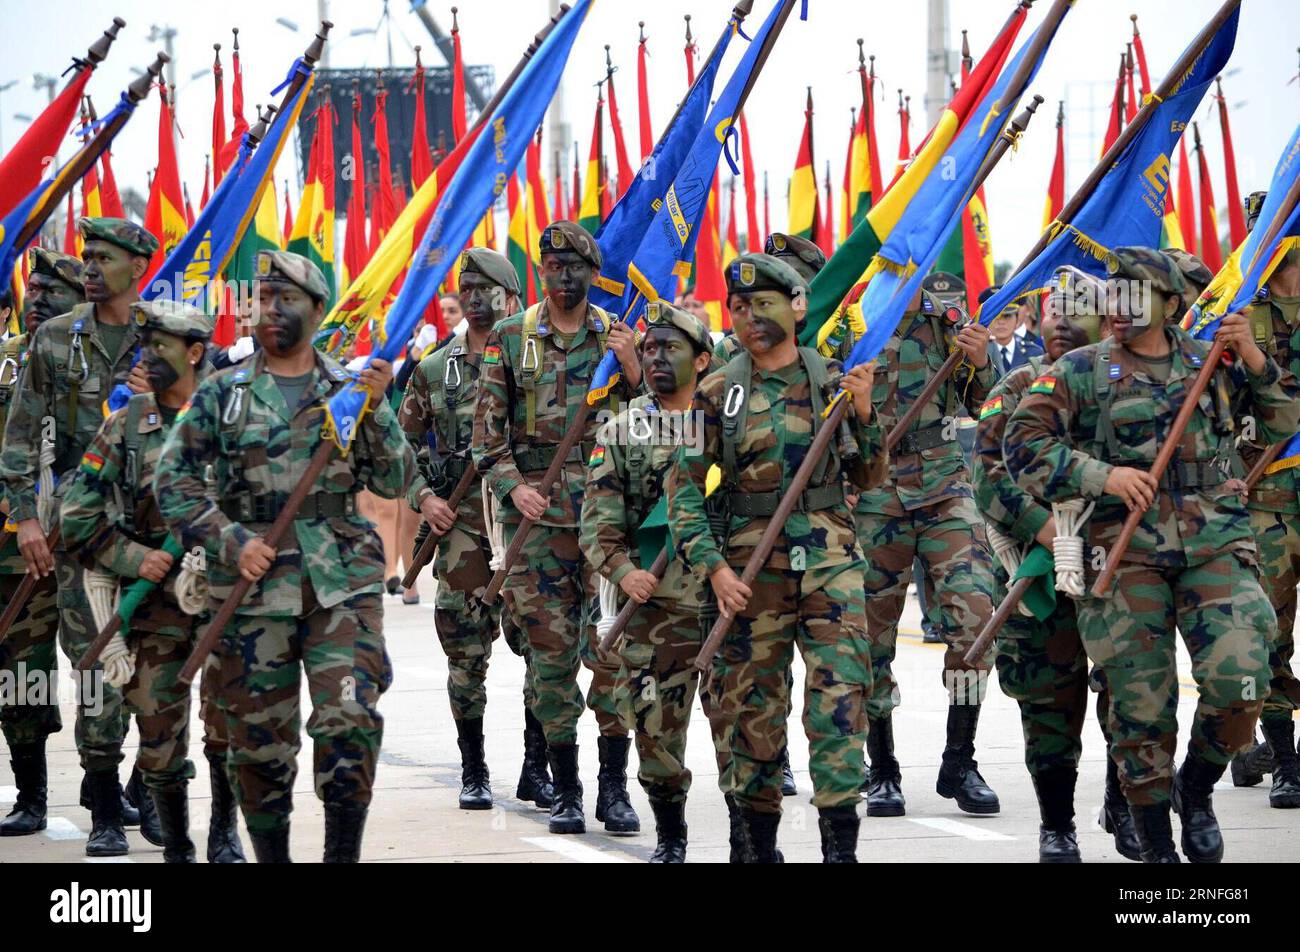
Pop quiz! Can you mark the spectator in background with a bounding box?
[982,286,1044,378]
[675,285,710,325]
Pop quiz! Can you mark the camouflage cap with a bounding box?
[921,270,966,305]
[643,299,712,353]
[459,247,521,297]
[78,216,159,259]
[130,298,215,342]
[1105,246,1186,296]
[1046,265,1107,315]
[1163,248,1214,294]
[1245,191,1267,233]
[725,252,806,299]
[764,232,826,281]
[539,219,602,269]
[255,249,330,303]
[28,247,85,293]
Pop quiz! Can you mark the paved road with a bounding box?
[2,586,1296,863]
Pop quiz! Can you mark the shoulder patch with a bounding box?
[483,345,502,365]
[1028,374,1057,395]
[80,451,105,476]
[978,396,1004,420]
[1108,363,1121,379]
[588,444,606,468]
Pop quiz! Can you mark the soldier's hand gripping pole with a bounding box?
[598,547,670,653]
[401,461,479,590]
[0,525,59,648]
[1092,172,1300,597]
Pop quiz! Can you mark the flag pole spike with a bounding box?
[128,52,168,103]
[305,21,332,67]
[1056,99,1064,125]
[1192,119,1202,151]
[451,6,459,34]
[1126,43,1134,71]
[1131,13,1140,37]
[806,86,813,111]
[85,94,98,122]
[857,38,865,69]
[639,21,645,44]
[87,17,127,65]
[684,14,692,47]
[414,45,423,69]
[961,29,971,70]
[605,44,614,78]
[232,27,239,53]
[213,43,221,69]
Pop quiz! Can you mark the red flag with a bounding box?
[605,63,635,200]
[184,184,195,229]
[1193,123,1222,273]
[1214,77,1247,248]
[63,192,77,256]
[694,175,728,331]
[215,29,248,181]
[763,171,770,239]
[1130,15,1152,97]
[281,181,293,246]
[864,56,884,202]
[789,88,821,242]
[726,177,740,265]
[370,85,399,251]
[211,45,226,186]
[637,23,653,162]
[570,144,581,222]
[98,150,126,218]
[1042,101,1065,231]
[451,9,467,143]
[818,159,834,256]
[199,155,211,211]
[1176,135,1198,255]
[411,47,433,190]
[683,15,696,86]
[894,91,911,179]
[1101,52,1125,156]
[1124,46,1138,124]
[342,90,368,285]
[740,112,761,251]
[0,64,94,221]
[552,149,565,224]
[141,87,187,289]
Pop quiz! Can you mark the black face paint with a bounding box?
[142,352,181,392]
[254,281,315,357]
[540,252,593,311]
[640,327,696,397]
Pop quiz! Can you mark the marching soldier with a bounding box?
[1004,246,1299,862]
[855,273,1001,819]
[666,253,885,862]
[0,249,84,836]
[154,250,414,862]
[971,268,1138,862]
[59,299,245,863]
[1232,191,1300,808]
[580,300,728,862]
[473,220,642,836]
[398,248,553,812]
[1,218,160,855]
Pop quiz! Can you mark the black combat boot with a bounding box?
[322,802,368,863]
[1171,754,1225,863]
[151,786,196,864]
[515,708,554,808]
[249,826,292,863]
[936,703,1000,814]
[455,717,493,810]
[862,715,906,817]
[0,741,48,835]
[779,747,797,796]
[1260,718,1300,809]
[546,743,585,834]
[204,751,246,863]
[1129,802,1180,863]
[84,768,129,857]
[647,797,687,863]
[817,805,861,863]
[739,807,783,863]
[1101,757,1141,862]
[1032,768,1081,863]
[725,794,746,863]
[125,765,163,847]
[595,735,640,833]
[81,771,139,826]
[1229,729,1273,787]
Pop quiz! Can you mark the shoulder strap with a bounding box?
[220,366,255,446]
[519,303,546,437]
[721,350,753,483]
[67,311,92,434]
[120,397,147,523]
[1092,339,1121,460]
[798,347,837,486]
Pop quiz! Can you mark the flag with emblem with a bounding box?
[140,89,188,290]
[287,96,337,307]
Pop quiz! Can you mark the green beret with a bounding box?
[642,299,712,353]
[764,232,825,282]
[725,253,806,299]
[130,299,214,342]
[1163,248,1214,293]
[78,217,159,258]
[921,270,966,306]
[255,250,330,303]
[539,220,601,269]
[28,247,84,294]
[459,247,521,297]
[1245,191,1267,233]
[1105,246,1186,296]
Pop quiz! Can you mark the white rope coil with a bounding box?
[986,523,1033,617]
[484,478,506,572]
[595,574,621,643]
[1052,498,1096,598]
[176,546,209,616]
[37,437,56,533]
[85,568,134,687]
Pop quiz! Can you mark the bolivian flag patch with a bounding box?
[979,396,1004,420]
[588,444,606,468]
[482,345,502,365]
[80,451,105,476]
[1028,374,1057,395]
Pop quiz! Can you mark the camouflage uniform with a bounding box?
[1004,248,1300,860]
[154,253,414,856]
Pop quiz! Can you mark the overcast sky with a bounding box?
[1,0,1295,266]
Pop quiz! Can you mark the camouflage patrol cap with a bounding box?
[643,299,712,353]
[921,271,966,305]
[1163,249,1214,294]
[78,216,159,259]
[539,220,602,269]
[725,252,806,299]
[459,247,521,296]
[255,249,330,303]
[764,232,826,281]
[28,247,84,293]
[1245,191,1267,233]
[130,298,215,342]
[1047,265,1107,315]
[1105,246,1186,296]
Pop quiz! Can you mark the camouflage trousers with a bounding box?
[614,599,731,804]
[433,523,536,721]
[122,627,228,794]
[711,553,872,813]
[501,524,627,745]
[0,571,62,746]
[211,585,392,833]
[1247,508,1300,725]
[55,549,126,772]
[1077,553,1273,806]
[855,494,996,718]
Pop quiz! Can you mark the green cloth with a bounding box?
[636,495,670,568]
[272,371,315,413]
[117,534,184,636]
[1012,543,1057,622]
[98,322,131,365]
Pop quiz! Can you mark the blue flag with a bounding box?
[324,0,594,453]
[975,7,1240,327]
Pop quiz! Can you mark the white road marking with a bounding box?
[0,784,16,805]
[43,816,85,841]
[520,835,628,863]
[906,817,1016,841]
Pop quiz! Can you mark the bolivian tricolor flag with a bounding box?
[140,90,188,290]
[288,98,336,308]
[577,91,605,235]
[788,88,820,241]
